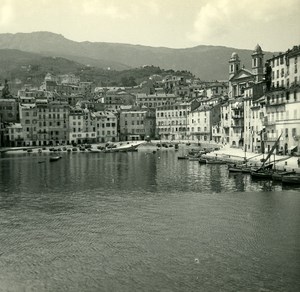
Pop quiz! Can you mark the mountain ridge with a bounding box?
[0,31,276,80]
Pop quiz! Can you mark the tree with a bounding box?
[1,79,12,98]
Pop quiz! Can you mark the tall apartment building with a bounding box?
[263,45,300,154]
[19,101,69,146]
[156,100,200,141]
[119,107,153,141]
[188,104,221,143]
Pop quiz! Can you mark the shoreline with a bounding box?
[1,141,299,173]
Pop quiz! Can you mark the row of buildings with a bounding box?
[1,44,299,154]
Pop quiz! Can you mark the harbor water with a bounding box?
[0,150,299,291]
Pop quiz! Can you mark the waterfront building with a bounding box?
[220,102,230,144]
[19,103,38,146]
[93,111,118,143]
[212,124,222,144]
[143,108,156,140]
[156,100,200,141]
[4,123,24,147]
[188,104,221,143]
[36,101,69,146]
[263,88,300,154]
[262,45,300,155]
[19,100,69,146]
[243,85,265,153]
[69,108,96,145]
[119,107,149,141]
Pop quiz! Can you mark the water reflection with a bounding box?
[0,150,292,198]
[0,151,299,291]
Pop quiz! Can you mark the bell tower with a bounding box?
[229,52,240,79]
[252,44,264,82]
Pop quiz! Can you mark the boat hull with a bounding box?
[251,171,273,179]
[282,175,300,184]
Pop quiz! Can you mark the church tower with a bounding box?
[252,44,264,82]
[229,52,240,79]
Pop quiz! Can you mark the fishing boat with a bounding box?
[272,171,296,181]
[251,170,273,179]
[49,156,62,162]
[251,134,282,180]
[188,156,199,161]
[206,159,227,164]
[281,174,300,185]
[198,158,207,164]
[228,165,244,173]
[178,155,189,160]
[90,148,103,153]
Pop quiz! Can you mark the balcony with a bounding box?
[266,101,286,107]
[232,114,244,119]
[192,131,210,135]
[263,119,276,126]
[264,136,278,142]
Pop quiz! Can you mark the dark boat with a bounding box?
[50,156,62,162]
[272,171,296,181]
[281,174,300,185]
[228,166,244,173]
[251,170,273,179]
[178,155,189,160]
[188,156,199,161]
[206,159,227,165]
[198,158,207,164]
[228,164,253,173]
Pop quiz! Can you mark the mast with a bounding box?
[262,133,282,169]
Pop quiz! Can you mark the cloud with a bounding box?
[187,0,300,45]
[0,1,14,26]
[81,0,130,19]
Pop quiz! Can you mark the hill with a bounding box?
[0,49,86,88]
[0,49,194,91]
[0,32,275,80]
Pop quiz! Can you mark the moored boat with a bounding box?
[272,171,296,181]
[281,174,300,184]
[251,170,273,179]
[178,155,189,160]
[49,156,62,162]
[198,158,207,164]
[228,164,253,173]
[90,148,103,153]
[206,159,227,165]
[188,157,199,161]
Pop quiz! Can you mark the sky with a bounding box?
[0,0,299,51]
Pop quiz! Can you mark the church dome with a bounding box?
[230,52,239,60]
[254,44,262,53]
